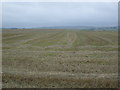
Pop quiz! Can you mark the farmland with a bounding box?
[2,29,118,88]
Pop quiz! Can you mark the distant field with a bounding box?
[2,29,118,88]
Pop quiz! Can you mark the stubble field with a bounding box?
[2,29,118,88]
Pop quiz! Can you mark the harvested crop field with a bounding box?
[2,29,118,88]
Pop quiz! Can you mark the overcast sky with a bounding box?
[2,2,118,28]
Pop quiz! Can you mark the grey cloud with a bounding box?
[2,2,118,28]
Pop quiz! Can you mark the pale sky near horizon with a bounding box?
[2,2,118,28]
